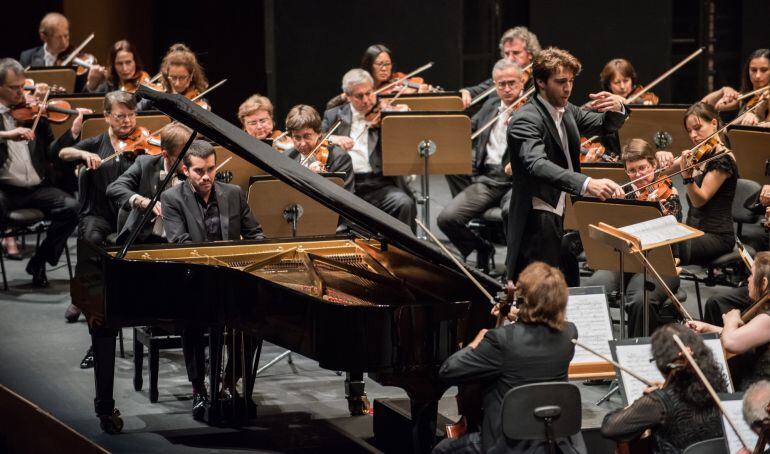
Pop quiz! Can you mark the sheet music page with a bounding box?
[720,394,758,453]
[619,215,693,247]
[614,335,733,404]
[566,288,614,364]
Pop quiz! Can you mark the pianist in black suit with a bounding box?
[505,47,627,281]
[432,262,585,454]
[161,140,264,418]
[106,123,193,244]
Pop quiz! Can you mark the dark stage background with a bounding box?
[3,0,769,125]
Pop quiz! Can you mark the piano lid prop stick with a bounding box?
[415,218,498,305]
[571,339,654,386]
[672,334,750,450]
[214,156,233,172]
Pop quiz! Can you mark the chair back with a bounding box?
[501,382,581,441]
[682,437,728,454]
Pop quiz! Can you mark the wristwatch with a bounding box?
[682,177,695,185]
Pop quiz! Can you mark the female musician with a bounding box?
[702,48,769,126]
[237,94,291,151]
[159,44,209,105]
[688,251,770,390]
[602,324,727,452]
[85,40,149,93]
[585,139,682,338]
[432,262,586,454]
[600,58,659,105]
[660,102,738,266]
[284,104,354,192]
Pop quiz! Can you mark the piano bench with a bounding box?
[133,326,185,403]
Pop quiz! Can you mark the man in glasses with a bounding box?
[437,59,525,273]
[59,90,140,324]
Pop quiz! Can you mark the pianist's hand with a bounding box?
[468,329,488,349]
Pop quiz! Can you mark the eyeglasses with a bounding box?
[110,112,136,122]
[495,80,521,89]
[245,118,271,127]
[167,75,190,82]
[625,163,653,175]
[373,61,392,69]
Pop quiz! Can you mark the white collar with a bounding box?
[537,93,566,120]
[351,105,365,120]
[0,103,9,115]
[43,44,59,61]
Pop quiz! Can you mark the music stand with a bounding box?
[727,125,770,184]
[247,174,344,238]
[25,67,77,93]
[618,104,690,155]
[564,164,628,231]
[380,111,472,235]
[379,92,464,111]
[49,93,105,138]
[81,113,171,140]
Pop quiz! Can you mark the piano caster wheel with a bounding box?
[347,395,370,416]
[99,409,124,434]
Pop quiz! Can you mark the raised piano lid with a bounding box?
[136,86,500,293]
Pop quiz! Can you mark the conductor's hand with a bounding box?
[587,91,624,112]
[586,178,620,200]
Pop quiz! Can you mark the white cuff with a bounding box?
[580,177,592,196]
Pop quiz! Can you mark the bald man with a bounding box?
[20,13,71,68]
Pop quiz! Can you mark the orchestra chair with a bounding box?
[0,208,72,291]
[679,179,762,315]
[501,382,582,454]
[681,438,728,454]
[467,207,503,273]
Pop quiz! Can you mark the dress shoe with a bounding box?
[65,303,82,323]
[220,386,241,400]
[191,392,210,420]
[25,259,48,287]
[475,240,496,273]
[80,346,94,369]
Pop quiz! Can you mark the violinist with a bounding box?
[19,13,70,68]
[437,59,523,272]
[601,324,727,452]
[237,94,291,151]
[658,102,738,266]
[0,58,81,288]
[157,44,209,109]
[432,262,585,454]
[459,26,541,108]
[322,68,416,231]
[702,48,769,126]
[284,104,354,193]
[584,139,682,337]
[688,251,770,390]
[84,40,149,94]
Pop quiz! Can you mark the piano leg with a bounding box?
[409,398,439,454]
[207,326,223,425]
[90,326,123,433]
[345,371,370,415]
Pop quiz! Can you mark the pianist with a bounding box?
[161,140,264,418]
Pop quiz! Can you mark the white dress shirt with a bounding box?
[484,100,510,167]
[0,104,42,187]
[43,45,59,67]
[348,106,372,173]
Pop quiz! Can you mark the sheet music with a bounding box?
[619,215,693,247]
[613,335,734,404]
[720,394,758,453]
[566,288,614,364]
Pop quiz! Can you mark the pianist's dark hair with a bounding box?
[650,324,728,408]
[182,140,215,167]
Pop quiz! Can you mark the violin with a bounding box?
[266,130,293,152]
[745,87,770,111]
[636,177,676,215]
[687,136,721,168]
[628,85,659,105]
[21,79,65,96]
[579,137,617,163]
[118,70,152,93]
[11,98,79,124]
[179,88,210,110]
[56,52,97,76]
[116,127,162,158]
[300,139,331,172]
[740,292,770,324]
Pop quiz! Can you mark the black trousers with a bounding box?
[437,181,510,257]
[355,174,416,232]
[679,232,735,266]
[78,215,115,246]
[0,183,79,265]
[704,286,750,326]
[445,174,472,199]
[513,209,563,280]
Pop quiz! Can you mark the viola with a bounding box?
[118,70,152,93]
[628,85,659,105]
[11,98,79,124]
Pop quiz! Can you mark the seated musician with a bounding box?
[322,68,417,231]
[657,102,738,266]
[59,90,140,323]
[459,26,540,108]
[106,123,193,244]
[432,262,586,454]
[237,93,291,151]
[436,59,521,272]
[161,140,264,418]
[738,380,770,454]
[20,13,70,68]
[85,40,150,93]
[687,251,770,390]
[136,44,209,112]
[284,104,354,192]
[601,324,727,452]
[583,139,683,338]
[702,48,769,126]
[0,58,83,287]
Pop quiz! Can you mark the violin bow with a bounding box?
[736,85,770,103]
[626,47,704,104]
[375,62,434,95]
[471,87,534,140]
[620,99,768,195]
[61,33,95,66]
[571,339,654,386]
[672,334,750,450]
[469,63,533,107]
[29,89,51,135]
[300,120,342,167]
[191,79,227,102]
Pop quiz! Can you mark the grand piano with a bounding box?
[72,87,501,453]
